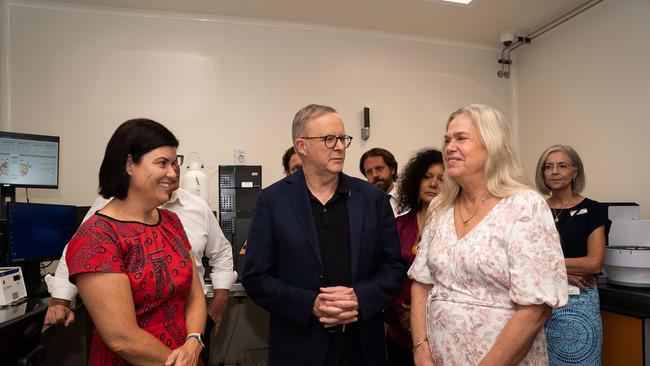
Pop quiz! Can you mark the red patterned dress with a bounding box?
[67,209,197,366]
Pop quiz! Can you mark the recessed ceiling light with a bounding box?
[414,0,474,6]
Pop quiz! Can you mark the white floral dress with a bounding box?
[408,190,568,365]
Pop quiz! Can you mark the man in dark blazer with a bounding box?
[242,104,406,366]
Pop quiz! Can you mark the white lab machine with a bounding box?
[0,267,28,306]
[604,203,650,287]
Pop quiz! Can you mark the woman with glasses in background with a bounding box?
[536,145,609,366]
[385,149,444,366]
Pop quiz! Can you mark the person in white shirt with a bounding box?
[45,186,236,363]
[359,147,401,216]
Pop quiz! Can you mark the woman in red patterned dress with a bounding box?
[66,119,206,366]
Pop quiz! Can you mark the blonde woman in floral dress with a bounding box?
[409,105,569,366]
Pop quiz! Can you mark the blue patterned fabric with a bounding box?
[544,287,602,365]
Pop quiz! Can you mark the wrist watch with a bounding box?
[186,333,205,348]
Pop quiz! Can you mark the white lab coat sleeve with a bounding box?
[205,206,237,290]
[47,196,111,300]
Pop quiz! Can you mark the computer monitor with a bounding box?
[7,202,77,262]
[5,202,77,296]
[0,132,61,220]
[0,131,60,189]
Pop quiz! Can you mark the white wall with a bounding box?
[1,1,511,209]
[516,0,650,218]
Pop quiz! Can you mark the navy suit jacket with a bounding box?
[242,170,406,366]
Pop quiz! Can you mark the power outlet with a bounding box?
[234,149,246,164]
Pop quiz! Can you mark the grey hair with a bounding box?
[291,104,337,141]
[535,144,585,195]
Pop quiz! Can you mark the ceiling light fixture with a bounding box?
[414,0,474,6]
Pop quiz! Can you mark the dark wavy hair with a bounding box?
[396,149,443,214]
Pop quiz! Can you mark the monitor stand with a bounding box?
[0,186,16,220]
[20,262,49,298]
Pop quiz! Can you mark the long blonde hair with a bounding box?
[430,104,530,215]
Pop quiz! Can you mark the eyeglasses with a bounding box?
[173,154,184,168]
[543,162,573,171]
[300,135,353,149]
[422,175,443,185]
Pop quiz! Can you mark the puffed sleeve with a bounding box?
[407,213,437,285]
[507,191,568,308]
[66,216,123,281]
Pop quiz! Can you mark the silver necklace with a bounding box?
[552,208,564,223]
[550,196,572,223]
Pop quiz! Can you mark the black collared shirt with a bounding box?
[308,176,351,287]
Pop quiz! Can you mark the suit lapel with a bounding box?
[285,170,323,270]
[345,175,363,281]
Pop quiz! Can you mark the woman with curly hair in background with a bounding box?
[385,149,444,366]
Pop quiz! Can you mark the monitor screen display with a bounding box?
[7,202,77,262]
[0,132,60,188]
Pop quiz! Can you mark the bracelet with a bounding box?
[412,338,428,353]
[186,333,205,348]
